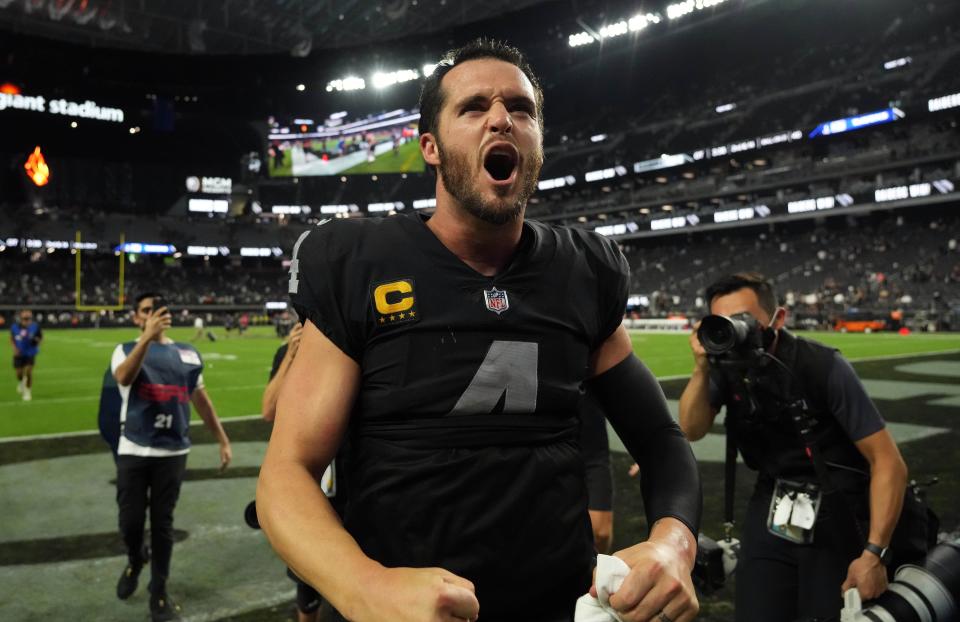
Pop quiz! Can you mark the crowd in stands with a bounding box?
[622,210,959,329]
[0,253,287,307]
[2,210,956,331]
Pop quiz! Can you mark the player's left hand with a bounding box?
[841,551,889,601]
[598,540,699,622]
[219,441,233,472]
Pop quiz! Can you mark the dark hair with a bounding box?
[418,38,544,172]
[134,292,162,310]
[705,272,778,317]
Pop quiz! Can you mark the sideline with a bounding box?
[4,348,958,443]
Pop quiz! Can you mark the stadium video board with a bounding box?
[267,109,424,177]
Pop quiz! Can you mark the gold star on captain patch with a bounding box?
[398,312,406,319]
[379,317,386,324]
[389,315,396,321]
[409,310,416,317]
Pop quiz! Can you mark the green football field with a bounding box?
[2,326,958,439]
[341,139,424,174]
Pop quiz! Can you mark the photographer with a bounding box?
[679,273,907,622]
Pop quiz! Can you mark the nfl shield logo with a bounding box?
[483,287,509,315]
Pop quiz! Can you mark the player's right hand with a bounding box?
[144,307,172,341]
[356,566,479,622]
[689,320,708,370]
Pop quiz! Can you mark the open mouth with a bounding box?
[483,144,519,182]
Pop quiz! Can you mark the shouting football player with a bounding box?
[258,39,702,622]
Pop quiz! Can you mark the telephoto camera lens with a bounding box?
[846,542,960,621]
[697,314,753,355]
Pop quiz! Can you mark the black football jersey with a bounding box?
[289,212,628,619]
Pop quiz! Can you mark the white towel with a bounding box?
[574,554,631,622]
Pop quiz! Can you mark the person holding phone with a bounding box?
[110,292,232,622]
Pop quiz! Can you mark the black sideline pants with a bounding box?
[116,453,188,595]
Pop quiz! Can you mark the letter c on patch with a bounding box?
[374,281,414,314]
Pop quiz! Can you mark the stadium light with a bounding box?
[326,77,366,93]
[320,204,357,214]
[875,183,933,203]
[883,56,911,70]
[422,64,438,78]
[188,198,228,214]
[568,12,660,47]
[650,216,688,231]
[568,32,595,47]
[787,196,835,214]
[372,69,420,90]
[296,83,306,92]
[928,92,960,112]
[240,247,283,257]
[666,0,729,21]
[629,13,661,30]
[715,103,736,114]
[187,245,221,256]
[595,222,639,237]
[538,175,577,191]
[585,166,628,182]
[368,202,405,212]
[599,21,629,39]
[413,198,436,209]
[713,206,769,223]
[271,205,311,215]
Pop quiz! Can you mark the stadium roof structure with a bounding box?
[0,0,553,55]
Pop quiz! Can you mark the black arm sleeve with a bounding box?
[586,354,702,538]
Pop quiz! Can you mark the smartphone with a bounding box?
[151,296,167,315]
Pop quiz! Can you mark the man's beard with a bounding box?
[437,141,542,226]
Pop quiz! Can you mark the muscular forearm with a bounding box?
[678,366,715,441]
[114,339,151,386]
[867,458,908,546]
[257,459,379,619]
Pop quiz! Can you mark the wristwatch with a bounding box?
[864,542,891,565]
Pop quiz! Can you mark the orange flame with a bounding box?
[25,146,50,187]
[0,83,20,95]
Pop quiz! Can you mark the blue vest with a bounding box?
[11,322,41,357]
[119,341,203,451]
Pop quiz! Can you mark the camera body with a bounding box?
[693,533,741,595]
[697,312,775,367]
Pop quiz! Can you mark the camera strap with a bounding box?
[784,397,866,559]
[724,414,737,537]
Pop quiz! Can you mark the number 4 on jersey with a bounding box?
[449,341,538,415]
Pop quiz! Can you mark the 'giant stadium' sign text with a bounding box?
[0,92,124,123]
